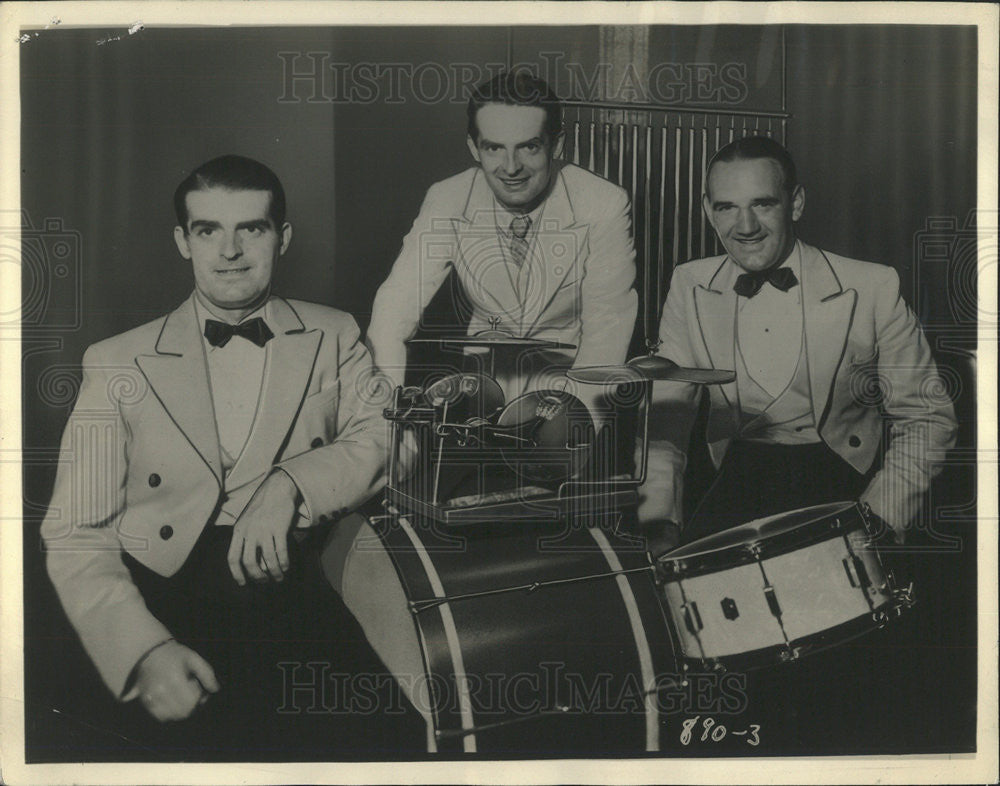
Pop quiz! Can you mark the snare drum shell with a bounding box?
[660,503,896,670]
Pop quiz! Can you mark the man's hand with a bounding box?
[228,470,301,585]
[641,519,682,558]
[127,640,219,722]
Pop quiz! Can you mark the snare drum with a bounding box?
[323,510,677,753]
[657,502,912,672]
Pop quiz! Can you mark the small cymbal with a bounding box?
[407,332,576,349]
[567,356,736,385]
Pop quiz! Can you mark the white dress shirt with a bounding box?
[194,295,269,474]
[735,244,804,398]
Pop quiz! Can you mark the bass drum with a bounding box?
[323,509,677,754]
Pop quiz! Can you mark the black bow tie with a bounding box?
[733,266,799,298]
[203,317,274,348]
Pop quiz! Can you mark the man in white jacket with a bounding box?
[639,135,957,546]
[41,155,410,754]
[367,70,637,401]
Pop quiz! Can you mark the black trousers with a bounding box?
[113,524,422,760]
[684,440,869,542]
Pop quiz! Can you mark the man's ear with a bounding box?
[466,135,482,163]
[702,193,716,231]
[791,185,805,222]
[173,226,192,260]
[551,132,565,161]
[278,223,293,255]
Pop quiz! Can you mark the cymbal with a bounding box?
[567,355,736,385]
[407,331,576,350]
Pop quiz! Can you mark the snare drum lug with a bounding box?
[682,601,704,634]
[763,585,782,619]
[842,555,872,589]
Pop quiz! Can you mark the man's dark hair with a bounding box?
[706,136,798,197]
[174,155,286,232]
[466,71,563,142]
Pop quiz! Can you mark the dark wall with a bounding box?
[786,25,977,330]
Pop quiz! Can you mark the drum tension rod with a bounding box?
[408,565,656,613]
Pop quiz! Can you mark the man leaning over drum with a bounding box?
[637,136,957,548]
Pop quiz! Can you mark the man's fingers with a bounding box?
[256,538,285,582]
[143,678,202,722]
[227,532,247,586]
[242,540,268,582]
[274,534,290,575]
[184,649,220,694]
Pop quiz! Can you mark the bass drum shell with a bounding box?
[323,511,677,754]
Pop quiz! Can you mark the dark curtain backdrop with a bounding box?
[21,24,978,759]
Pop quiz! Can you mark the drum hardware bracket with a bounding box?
[892,580,916,609]
[407,565,656,613]
[681,601,704,634]
[721,597,740,620]
[679,658,725,681]
[763,583,782,620]
[654,559,684,582]
[759,570,793,648]
[842,555,873,589]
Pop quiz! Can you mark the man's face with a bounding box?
[704,157,804,273]
[467,103,563,212]
[173,188,291,316]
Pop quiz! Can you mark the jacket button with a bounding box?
[849,435,861,447]
[148,473,161,487]
[159,525,173,540]
[311,437,323,448]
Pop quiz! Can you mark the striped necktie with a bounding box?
[509,215,532,267]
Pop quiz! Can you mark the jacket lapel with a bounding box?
[135,295,223,482]
[454,172,520,325]
[225,297,321,490]
[800,242,857,427]
[692,258,740,410]
[520,170,587,335]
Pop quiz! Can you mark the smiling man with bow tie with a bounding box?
[40,155,408,755]
[638,136,957,547]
